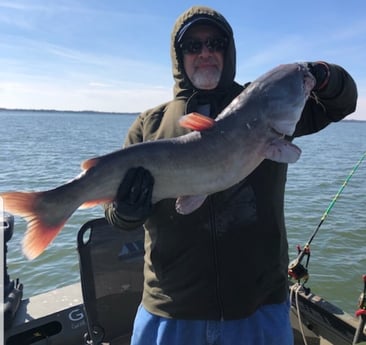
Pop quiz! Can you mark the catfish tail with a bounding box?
[1,191,68,260]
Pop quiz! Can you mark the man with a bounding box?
[105,6,357,345]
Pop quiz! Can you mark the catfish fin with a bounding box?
[175,195,208,215]
[0,191,67,260]
[81,157,100,171]
[179,112,215,131]
[264,139,302,163]
[80,197,113,209]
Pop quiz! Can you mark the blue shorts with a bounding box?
[130,300,293,345]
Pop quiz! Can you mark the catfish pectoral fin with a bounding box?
[264,139,302,163]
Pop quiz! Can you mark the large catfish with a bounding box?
[1,63,315,259]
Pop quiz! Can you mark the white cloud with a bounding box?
[88,82,111,88]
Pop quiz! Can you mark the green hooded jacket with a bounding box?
[107,6,357,320]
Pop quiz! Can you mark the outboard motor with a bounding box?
[2,212,23,329]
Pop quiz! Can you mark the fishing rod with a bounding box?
[288,151,366,283]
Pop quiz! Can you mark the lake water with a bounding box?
[0,110,365,316]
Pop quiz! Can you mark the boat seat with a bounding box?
[77,218,144,345]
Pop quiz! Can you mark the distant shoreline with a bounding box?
[0,108,364,122]
[0,108,139,116]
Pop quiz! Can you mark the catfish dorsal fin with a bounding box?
[179,112,215,131]
[81,157,100,171]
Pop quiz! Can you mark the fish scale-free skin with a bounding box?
[0,63,315,259]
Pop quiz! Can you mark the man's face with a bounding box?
[181,25,226,90]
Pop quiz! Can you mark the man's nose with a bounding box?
[199,44,212,56]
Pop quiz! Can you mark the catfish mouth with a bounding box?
[271,121,295,138]
[271,126,286,138]
[304,69,317,97]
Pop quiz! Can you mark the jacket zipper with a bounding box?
[208,194,225,319]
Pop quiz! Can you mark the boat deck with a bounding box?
[4,283,365,345]
[5,283,87,345]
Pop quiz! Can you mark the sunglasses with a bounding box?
[180,37,228,55]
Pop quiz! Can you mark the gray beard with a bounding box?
[190,68,221,90]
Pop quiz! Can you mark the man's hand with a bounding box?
[113,167,154,222]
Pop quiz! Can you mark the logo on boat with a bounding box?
[68,308,84,322]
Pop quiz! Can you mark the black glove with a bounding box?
[113,167,154,222]
[307,61,330,91]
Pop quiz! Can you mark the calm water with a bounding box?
[1,110,365,316]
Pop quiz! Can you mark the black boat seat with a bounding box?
[77,218,144,345]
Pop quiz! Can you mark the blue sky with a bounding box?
[0,0,365,120]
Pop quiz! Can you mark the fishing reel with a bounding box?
[288,244,310,284]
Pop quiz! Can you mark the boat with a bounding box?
[3,214,366,345]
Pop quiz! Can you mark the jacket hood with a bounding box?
[171,6,237,99]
